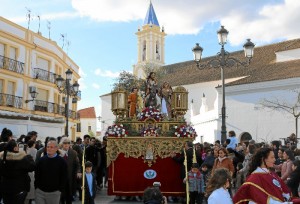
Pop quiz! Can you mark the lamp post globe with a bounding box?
[217,26,229,45]
[65,68,73,80]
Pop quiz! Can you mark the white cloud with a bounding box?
[71,0,300,45]
[222,0,300,45]
[92,83,100,89]
[78,78,87,90]
[94,68,119,78]
[79,68,87,77]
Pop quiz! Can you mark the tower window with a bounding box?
[156,41,160,60]
[143,41,146,61]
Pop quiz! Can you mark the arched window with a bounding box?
[156,41,160,60]
[142,40,146,61]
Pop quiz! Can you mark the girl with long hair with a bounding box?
[233,148,296,203]
[206,168,232,204]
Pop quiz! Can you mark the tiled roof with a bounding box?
[78,107,96,118]
[160,38,300,87]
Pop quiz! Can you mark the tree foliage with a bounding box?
[112,71,145,93]
[113,64,165,93]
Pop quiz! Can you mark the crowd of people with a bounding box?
[167,130,300,204]
[1,126,300,204]
[0,128,108,204]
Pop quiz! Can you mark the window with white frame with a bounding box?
[37,57,49,71]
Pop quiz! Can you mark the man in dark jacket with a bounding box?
[171,141,194,179]
[0,139,35,204]
[35,140,68,203]
[59,137,80,204]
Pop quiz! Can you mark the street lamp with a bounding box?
[192,25,255,143]
[25,86,38,103]
[56,68,80,136]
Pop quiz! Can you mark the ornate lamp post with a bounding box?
[192,25,255,143]
[56,68,80,136]
[25,86,38,103]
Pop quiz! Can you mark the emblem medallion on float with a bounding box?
[144,169,157,179]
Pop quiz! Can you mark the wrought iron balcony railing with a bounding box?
[0,55,24,74]
[33,68,57,83]
[58,105,80,120]
[0,93,23,109]
[34,100,56,113]
[33,100,79,120]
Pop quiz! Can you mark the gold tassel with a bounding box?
[193,146,197,164]
[82,146,86,204]
[184,149,190,204]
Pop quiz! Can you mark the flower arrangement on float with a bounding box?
[105,124,128,138]
[141,127,159,137]
[138,106,163,122]
[174,125,197,138]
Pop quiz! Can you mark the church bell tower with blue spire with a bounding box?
[133,1,166,78]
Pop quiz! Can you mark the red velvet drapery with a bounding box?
[108,153,185,196]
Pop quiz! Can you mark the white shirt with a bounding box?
[208,187,233,204]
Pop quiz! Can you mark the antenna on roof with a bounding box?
[47,21,51,39]
[60,33,65,49]
[37,15,41,34]
[66,40,71,54]
[25,7,32,29]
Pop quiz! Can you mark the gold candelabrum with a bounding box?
[111,87,128,119]
[111,86,188,120]
[172,86,189,120]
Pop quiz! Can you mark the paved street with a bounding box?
[73,188,142,204]
[73,188,182,204]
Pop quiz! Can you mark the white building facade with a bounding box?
[0,17,81,141]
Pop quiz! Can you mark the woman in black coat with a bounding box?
[0,140,35,204]
[287,160,300,198]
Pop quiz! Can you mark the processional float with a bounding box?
[106,86,196,200]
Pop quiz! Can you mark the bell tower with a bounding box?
[133,1,166,79]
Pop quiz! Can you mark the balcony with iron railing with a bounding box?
[59,105,80,120]
[0,93,23,109]
[34,100,79,120]
[0,55,24,74]
[33,68,57,83]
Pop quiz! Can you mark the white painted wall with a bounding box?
[0,118,64,142]
[225,77,300,143]
[0,20,25,39]
[80,118,97,136]
[188,77,300,144]
[276,48,300,62]
[100,94,115,136]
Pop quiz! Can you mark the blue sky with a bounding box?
[1,0,300,120]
